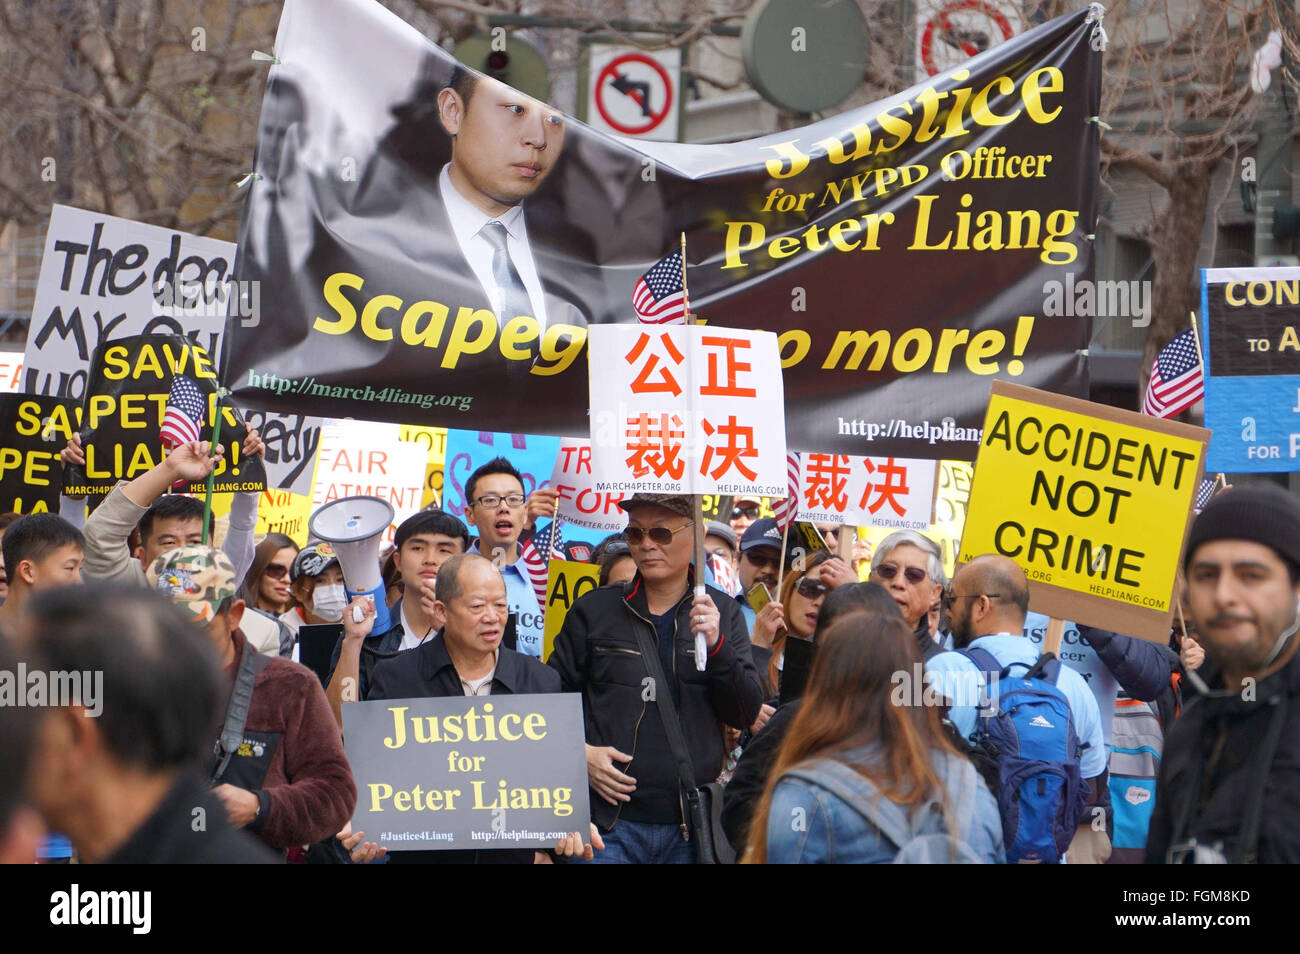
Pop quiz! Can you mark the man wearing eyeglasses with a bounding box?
[926,554,1107,861]
[869,530,947,661]
[462,456,558,658]
[549,493,764,863]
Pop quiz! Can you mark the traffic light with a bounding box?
[452,34,549,102]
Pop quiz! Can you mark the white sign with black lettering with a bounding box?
[22,205,253,399]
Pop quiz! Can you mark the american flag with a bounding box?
[520,518,564,610]
[771,452,800,531]
[632,250,688,325]
[1142,330,1204,418]
[1194,476,1217,514]
[160,375,205,449]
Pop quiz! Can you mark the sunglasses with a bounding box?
[795,577,830,599]
[731,505,760,520]
[874,563,928,585]
[265,563,290,581]
[623,522,693,547]
[941,588,1001,610]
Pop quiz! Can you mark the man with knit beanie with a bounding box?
[1147,482,1300,863]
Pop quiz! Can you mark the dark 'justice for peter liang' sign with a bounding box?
[343,693,589,851]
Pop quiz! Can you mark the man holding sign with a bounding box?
[548,493,763,864]
[925,555,1107,864]
[341,553,598,863]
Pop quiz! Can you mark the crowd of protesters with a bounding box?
[1,433,1297,866]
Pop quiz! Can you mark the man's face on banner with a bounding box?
[437,75,565,217]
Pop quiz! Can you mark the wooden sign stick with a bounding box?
[1044,616,1066,658]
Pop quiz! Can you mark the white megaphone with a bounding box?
[309,495,394,634]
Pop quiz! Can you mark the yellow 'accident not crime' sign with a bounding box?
[960,382,1209,642]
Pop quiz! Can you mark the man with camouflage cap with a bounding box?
[148,545,356,856]
[548,493,763,863]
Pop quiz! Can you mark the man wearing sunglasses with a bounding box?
[461,456,558,658]
[869,530,947,661]
[736,518,783,636]
[549,493,764,863]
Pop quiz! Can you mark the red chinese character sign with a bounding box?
[587,326,787,497]
[795,453,938,529]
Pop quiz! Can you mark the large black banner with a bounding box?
[226,0,1099,457]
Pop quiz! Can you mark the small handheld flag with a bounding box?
[1142,330,1204,418]
[632,250,688,325]
[161,375,205,449]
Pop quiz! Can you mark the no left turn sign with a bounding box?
[586,46,681,141]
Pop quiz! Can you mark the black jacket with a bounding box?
[915,616,942,661]
[1146,644,1300,863]
[368,632,560,701]
[366,633,560,864]
[1078,626,1176,701]
[721,700,801,852]
[104,772,282,864]
[548,573,764,831]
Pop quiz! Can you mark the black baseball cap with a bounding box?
[740,518,783,554]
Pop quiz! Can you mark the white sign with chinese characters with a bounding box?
[796,453,938,529]
[587,325,787,497]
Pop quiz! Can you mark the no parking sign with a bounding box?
[583,44,681,141]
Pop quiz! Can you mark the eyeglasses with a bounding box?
[623,522,693,547]
[471,493,526,510]
[941,588,1001,610]
[265,563,290,580]
[874,563,928,585]
[795,577,830,599]
[731,505,760,520]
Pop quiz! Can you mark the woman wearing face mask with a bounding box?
[239,534,300,616]
[281,544,349,661]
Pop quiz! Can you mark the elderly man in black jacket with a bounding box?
[345,553,594,864]
[549,493,764,864]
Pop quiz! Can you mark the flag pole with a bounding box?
[1187,310,1225,486]
[202,389,226,546]
[775,521,791,597]
[1188,310,1206,370]
[680,232,709,672]
[679,232,690,317]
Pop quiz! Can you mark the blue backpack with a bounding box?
[958,648,1089,863]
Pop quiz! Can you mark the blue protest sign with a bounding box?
[442,430,561,519]
[1201,267,1300,473]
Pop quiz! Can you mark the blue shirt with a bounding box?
[469,540,545,658]
[925,632,1107,779]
